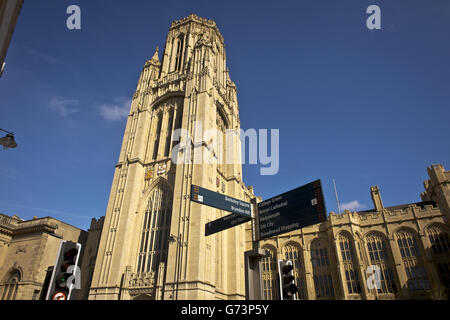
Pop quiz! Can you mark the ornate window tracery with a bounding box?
[338,233,362,294]
[1,269,20,300]
[283,243,306,299]
[426,226,450,290]
[261,246,278,300]
[136,184,172,275]
[310,239,335,299]
[365,233,397,294]
[395,230,431,292]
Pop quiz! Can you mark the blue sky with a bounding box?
[0,0,449,230]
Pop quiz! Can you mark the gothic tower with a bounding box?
[88,14,256,300]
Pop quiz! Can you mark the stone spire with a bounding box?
[150,46,159,64]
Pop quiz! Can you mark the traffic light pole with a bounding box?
[244,197,266,300]
[45,240,82,300]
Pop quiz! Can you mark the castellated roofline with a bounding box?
[169,13,225,45]
[89,216,105,231]
[170,13,217,29]
[428,163,445,171]
[328,201,440,223]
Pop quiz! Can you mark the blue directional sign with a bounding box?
[258,180,327,240]
[205,212,252,236]
[191,185,252,217]
[190,185,253,236]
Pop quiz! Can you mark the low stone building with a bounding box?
[254,164,450,300]
[0,214,103,300]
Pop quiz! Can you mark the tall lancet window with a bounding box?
[310,239,335,299]
[261,246,279,300]
[283,243,307,299]
[365,232,397,294]
[216,107,227,172]
[136,184,172,274]
[174,35,184,72]
[164,109,174,157]
[152,112,163,160]
[338,233,362,294]
[1,269,20,300]
[426,225,450,290]
[395,230,431,292]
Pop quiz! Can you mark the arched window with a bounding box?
[283,243,306,299]
[136,183,172,275]
[395,230,431,292]
[338,233,362,294]
[152,111,163,160]
[261,246,278,300]
[215,107,227,171]
[365,233,397,294]
[426,226,450,290]
[174,35,184,72]
[310,239,335,299]
[1,269,20,300]
[164,108,174,157]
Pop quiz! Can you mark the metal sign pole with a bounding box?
[244,197,265,300]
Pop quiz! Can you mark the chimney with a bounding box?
[371,186,384,211]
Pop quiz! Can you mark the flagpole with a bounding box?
[333,178,341,214]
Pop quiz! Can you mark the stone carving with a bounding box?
[129,272,155,288]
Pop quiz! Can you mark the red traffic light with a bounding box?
[284,275,295,284]
[64,248,78,260]
[60,261,74,272]
[282,264,294,274]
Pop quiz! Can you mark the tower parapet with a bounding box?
[421,164,450,225]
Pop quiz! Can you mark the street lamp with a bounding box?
[0,128,17,149]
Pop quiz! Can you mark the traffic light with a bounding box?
[45,240,82,300]
[278,260,298,300]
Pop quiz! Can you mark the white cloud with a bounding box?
[25,46,59,64]
[340,200,366,211]
[49,97,80,117]
[99,99,131,121]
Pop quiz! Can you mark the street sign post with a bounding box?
[191,185,252,217]
[190,185,252,236]
[258,179,326,240]
[205,211,252,236]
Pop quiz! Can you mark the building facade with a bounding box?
[88,14,256,300]
[0,0,23,77]
[87,14,450,301]
[0,14,448,301]
[257,164,450,300]
[0,214,103,300]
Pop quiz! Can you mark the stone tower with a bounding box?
[88,14,256,300]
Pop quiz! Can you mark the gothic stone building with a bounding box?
[88,14,449,300]
[88,14,256,300]
[256,164,450,300]
[0,214,104,300]
[0,14,449,300]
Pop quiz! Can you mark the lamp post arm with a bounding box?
[0,128,14,135]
